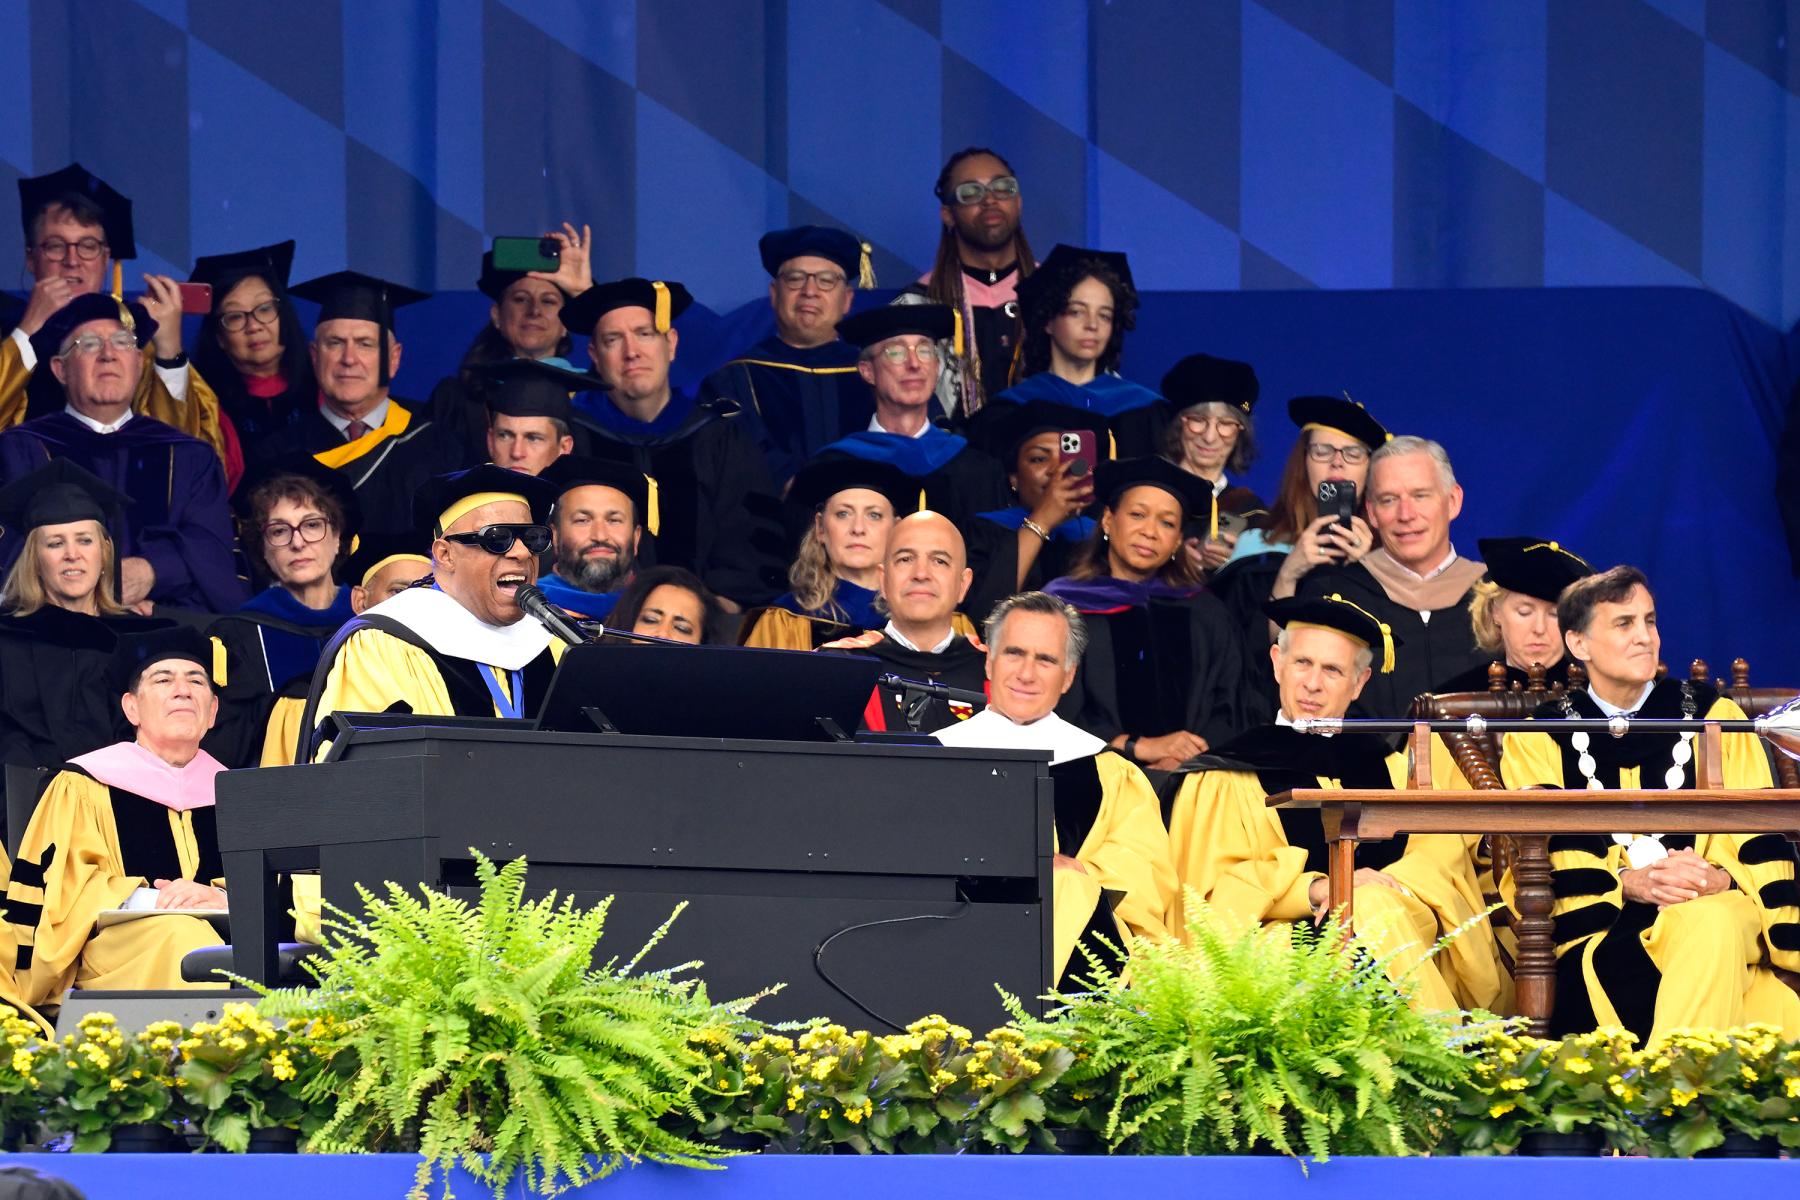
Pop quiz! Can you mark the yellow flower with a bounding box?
[10,1050,33,1074]
[1499,1077,1529,1092]
[1488,1100,1517,1118]
[844,1106,863,1124]
[269,1051,296,1082]
[108,1078,126,1092]
[930,1069,957,1090]
[809,1055,839,1081]
[1671,1088,1697,1107]
[1564,1057,1593,1075]
[1784,1078,1800,1099]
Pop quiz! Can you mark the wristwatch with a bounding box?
[1123,736,1141,761]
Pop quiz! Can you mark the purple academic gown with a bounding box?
[0,412,248,612]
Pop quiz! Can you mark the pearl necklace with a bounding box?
[1560,684,1697,869]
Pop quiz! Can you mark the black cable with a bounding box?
[812,898,972,1032]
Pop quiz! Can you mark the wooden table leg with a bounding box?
[1329,838,1356,933]
[1510,833,1556,1037]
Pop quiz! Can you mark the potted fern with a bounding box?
[254,851,767,1197]
[1003,897,1491,1158]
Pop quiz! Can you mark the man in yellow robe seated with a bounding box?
[1500,565,1800,1040]
[298,464,566,760]
[2,163,224,459]
[1165,594,1506,1014]
[2,627,230,1007]
[934,591,1175,985]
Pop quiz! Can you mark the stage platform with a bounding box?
[1,1152,1790,1198]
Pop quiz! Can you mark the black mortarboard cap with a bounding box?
[27,294,157,364]
[18,162,136,260]
[786,456,916,516]
[189,239,296,295]
[475,358,604,423]
[1287,394,1390,452]
[290,269,429,389]
[231,454,364,547]
[1264,594,1398,674]
[415,464,559,535]
[112,624,216,694]
[835,302,959,351]
[758,225,872,286]
[1161,353,1259,415]
[345,530,432,590]
[0,457,131,537]
[539,455,651,526]
[1017,243,1134,303]
[1477,537,1594,605]
[559,278,694,338]
[1093,456,1216,526]
[477,250,526,301]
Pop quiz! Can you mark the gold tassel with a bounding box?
[210,636,229,688]
[1327,592,1397,674]
[951,308,964,359]
[1208,492,1218,541]
[858,241,876,289]
[644,473,661,536]
[652,281,671,333]
[111,261,123,300]
[917,486,927,514]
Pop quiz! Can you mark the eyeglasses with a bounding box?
[262,516,332,547]
[60,330,139,359]
[441,523,553,555]
[219,301,280,332]
[948,175,1020,206]
[34,236,106,261]
[776,268,847,292]
[1307,443,1370,465]
[1180,411,1243,433]
[876,342,941,365]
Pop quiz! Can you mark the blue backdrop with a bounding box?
[3,1,1799,675]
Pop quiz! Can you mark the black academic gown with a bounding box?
[698,337,873,487]
[1297,563,1487,720]
[961,511,1090,636]
[568,392,783,606]
[0,608,170,769]
[820,630,988,734]
[0,413,247,612]
[1049,579,1263,750]
[250,398,472,538]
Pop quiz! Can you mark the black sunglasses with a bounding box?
[440,523,552,555]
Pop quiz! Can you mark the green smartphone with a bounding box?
[491,236,560,273]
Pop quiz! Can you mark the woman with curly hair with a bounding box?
[988,244,1165,458]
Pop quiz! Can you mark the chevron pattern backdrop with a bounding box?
[2,0,1797,331]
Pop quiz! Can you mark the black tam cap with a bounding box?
[476,358,603,423]
[476,250,526,301]
[1093,456,1216,527]
[0,457,131,537]
[835,303,959,351]
[19,162,136,260]
[112,625,215,695]
[1161,353,1259,415]
[1016,244,1136,322]
[189,239,296,296]
[758,225,872,286]
[1287,394,1390,452]
[1264,594,1398,674]
[345,530,432,590]
[415,464,559,535]
[559,278,694,337]
[290,269,428,389]
[1476,537,1594,605]
[27,294,157,364]
[968,398,1096,464]
[786,456,917,516]
[540,455,651,528]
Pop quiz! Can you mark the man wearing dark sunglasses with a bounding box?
[298,465,566,760]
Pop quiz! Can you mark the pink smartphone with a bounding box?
[1058,429,1099,485]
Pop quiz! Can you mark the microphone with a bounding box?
[877,672,988,706]
[514,583,589,647]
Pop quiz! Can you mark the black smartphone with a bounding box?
[1317,479,1357,528]
[491,236,561,273]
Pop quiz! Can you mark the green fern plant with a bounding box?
[253,851,767,1198]
[1003,893,1498,1159]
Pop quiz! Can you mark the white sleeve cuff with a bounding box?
[155,361,190,402]
[9,326,35,372]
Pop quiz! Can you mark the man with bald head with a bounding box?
[821,510,986,732]
[298,465,565,759]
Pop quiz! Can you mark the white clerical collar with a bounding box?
[1588,681,1655,718]
[320,397,391,436]
[364,583,552,670]
[1276,709,1335,736]
[885,619,956,655]
[868,411,931,438]
[64,404,133,434]
[1389,546,1459,582]
[933,707,1105,766]
[1211,472,1228,498]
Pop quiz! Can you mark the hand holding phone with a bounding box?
[176,281,212,315]
[492,235,562,273]
[1317,479,1357,528]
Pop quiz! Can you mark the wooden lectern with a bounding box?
[1269,721,1800,1035]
